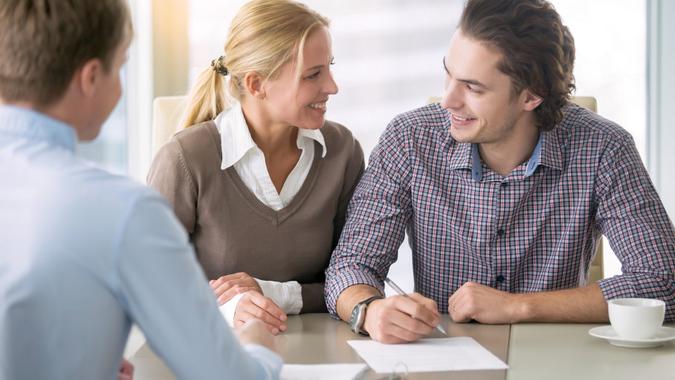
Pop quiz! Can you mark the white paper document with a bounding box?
[280,363,368,380]
[347,337,508,374]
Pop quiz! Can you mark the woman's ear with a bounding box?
[242,72,266,99]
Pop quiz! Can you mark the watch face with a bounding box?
[350,296,383,335]
[350,303,366,333]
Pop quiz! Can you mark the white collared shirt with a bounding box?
[216,102,326,211]
[215,102,326,323]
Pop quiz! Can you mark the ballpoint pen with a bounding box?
[384,277,448,336]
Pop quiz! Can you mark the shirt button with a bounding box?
[497,228,505,236]
[496,275,505,283]
[500,182,509,188]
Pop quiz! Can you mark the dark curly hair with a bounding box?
[459,0,576,131]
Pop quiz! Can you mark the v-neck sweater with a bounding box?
[147,120,364,312]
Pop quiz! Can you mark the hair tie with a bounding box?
[211,56,229,76]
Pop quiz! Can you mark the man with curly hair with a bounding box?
[326,0,675,343]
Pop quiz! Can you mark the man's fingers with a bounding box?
[409,293,440,314]
[394,296,439,327]
[388,309,435,336]
[448,290,474,322]
[385,321,427,343]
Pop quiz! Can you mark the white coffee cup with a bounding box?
[608,298,665,340]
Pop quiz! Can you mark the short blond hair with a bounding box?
[0,0,132,107]
[181,0,329,129]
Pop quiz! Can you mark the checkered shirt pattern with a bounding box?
[325,103,675,322]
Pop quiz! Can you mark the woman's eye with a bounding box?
[306,71,320,79]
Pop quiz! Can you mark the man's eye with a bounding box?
[466,84,482,93]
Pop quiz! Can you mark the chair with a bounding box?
[427,95,604,283]
[151,95,188,156]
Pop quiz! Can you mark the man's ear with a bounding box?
[521,89,543,111]
[77,58,103,98]
[242,71,266,99]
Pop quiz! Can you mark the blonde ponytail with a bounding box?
[180,65,229,130]
[180,0,329,129]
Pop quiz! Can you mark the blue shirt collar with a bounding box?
[0,105,77,152]
[468,132,547,182]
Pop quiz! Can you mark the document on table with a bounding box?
[347,337,508,374]
[280,363,367,380]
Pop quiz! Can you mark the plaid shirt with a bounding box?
[325,103,675,321]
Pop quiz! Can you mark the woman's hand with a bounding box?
[210,272,263,305]
[234,291,288,335]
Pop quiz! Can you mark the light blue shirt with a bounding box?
[0,105,282,380]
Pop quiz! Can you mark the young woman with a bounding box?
[147,0,363,335]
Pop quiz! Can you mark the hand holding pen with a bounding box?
[360,277,446,344]
[384,277,448,336]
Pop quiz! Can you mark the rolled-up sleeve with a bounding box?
[595,134,675,322]
[324,116,414,316]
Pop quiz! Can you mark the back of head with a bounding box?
[459,0,575,131]
[181,0,329,129]
[0,0,132,108]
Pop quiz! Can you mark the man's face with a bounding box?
[441,29,527,145]
[261,26,338,131]
[81,34,130,141]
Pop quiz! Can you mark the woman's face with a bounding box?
[261,26,338,130]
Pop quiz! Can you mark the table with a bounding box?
[507,323,675,380]
[128,315,675,379]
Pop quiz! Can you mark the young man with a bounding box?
[325,0,675,344]
[0,1,282,379]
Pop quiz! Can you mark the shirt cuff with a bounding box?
[219,293,245,326]
[324,265,385,317]
[255,279,303,314]
[243,344,283,379]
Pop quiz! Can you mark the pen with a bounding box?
[384,277,448,336]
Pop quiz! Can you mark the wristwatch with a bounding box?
[349,295,384,335]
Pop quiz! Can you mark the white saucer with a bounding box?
[589,325,675,348]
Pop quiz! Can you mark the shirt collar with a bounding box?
[449,130,563,182]
[447,141,473,172]
[523,130,564,176]
[0,105,77,151]
[537,129,564,172]
[215,102,327,170]
[297,128,327,158]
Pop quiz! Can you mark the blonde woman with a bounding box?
[147,0,363,335]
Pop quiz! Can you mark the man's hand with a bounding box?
[363,293,440,344]
[210,272,263,305]
[234,291,288,335]
[117,358,134,380]
[448,282,524,323]
[235,319,277,352]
